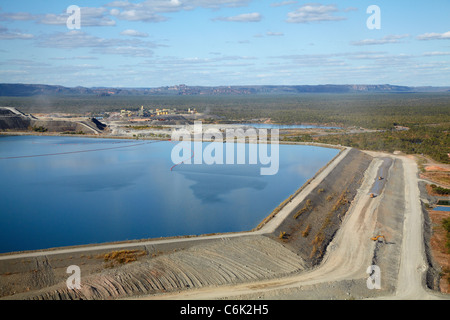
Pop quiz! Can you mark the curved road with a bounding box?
[138,154,449,300]
[1,149,448,300]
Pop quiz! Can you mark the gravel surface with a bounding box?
[1,149,449,300]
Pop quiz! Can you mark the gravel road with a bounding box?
[137,154,450,300]
[1,149,449,300]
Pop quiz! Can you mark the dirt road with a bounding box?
[0,148,350,264]
[137,157,384,300]
[393,156,439,299]
[1,149,448,300]
[138,154,449,300]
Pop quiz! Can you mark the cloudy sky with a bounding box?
[0,0,449,87]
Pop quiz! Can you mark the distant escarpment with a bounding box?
[2,83,447,97]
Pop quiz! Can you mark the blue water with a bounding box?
[241,123,341,130]
[0,135,339,253]
[434,206,450,212]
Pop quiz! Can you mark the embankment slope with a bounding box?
[1,236,307,300]
[268,148,373,267]
[1,148,382,300]
[0,107,106,134]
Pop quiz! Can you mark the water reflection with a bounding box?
[0,136,339,253]
[179,169,267,203]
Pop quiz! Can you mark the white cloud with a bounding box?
[50,56,99,61]
[351,34,410,46]
[417,31,450,40]
[253,31,284,38]
[166,0,251,10]
[272,51,416,70]
[146,55,256,66]
[0,12,34,21]
[0,32,33,40]
[343,7,358,13]
[0,7,116,27]
[0,25,33,40]
[286,4,346,23]
[92,46,154,57]
[213,12,262,22]
[107,0,186,12]
[0,59,48,67]
[110,8,167,22]
[273,53,347,67]
[266,31,284,37]
[37,30,158,57]
[106,0,252,22]
[422,51,450,56]
[270,1,298,7]
[120,29,149,37]
[41,7,116,27]
[38,30,155,48]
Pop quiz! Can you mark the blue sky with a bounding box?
[0,0,449,87]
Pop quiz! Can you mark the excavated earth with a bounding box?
[0,148,375,300]
[0,107,105,134]
[2,148,440,300]
[267,148,373,267]
[1,236,308,300]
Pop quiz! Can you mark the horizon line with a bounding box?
[1,82,450,89]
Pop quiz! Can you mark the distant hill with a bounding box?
[0,83,449,97]
[0,84,95,96]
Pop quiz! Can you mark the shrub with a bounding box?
[332,190,349,212]
[102,250,147,266]
[279,231,288,240]
[432,186,450,195]
[33,126,48,132]
[302,225,311,238]
[443,218,450,253]
[294,200,313,219]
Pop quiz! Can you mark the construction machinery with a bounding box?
[371,235,387,243]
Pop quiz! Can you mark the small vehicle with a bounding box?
[371,235,387,243]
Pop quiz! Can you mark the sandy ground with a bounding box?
[416,154,450,188]
[1,148,449,300]
[134,154,449,300]
[393,156,432,299]
[428,210,450,294]
[136,155,386,300]
[266,148,373,267]
[0,147,352,300]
